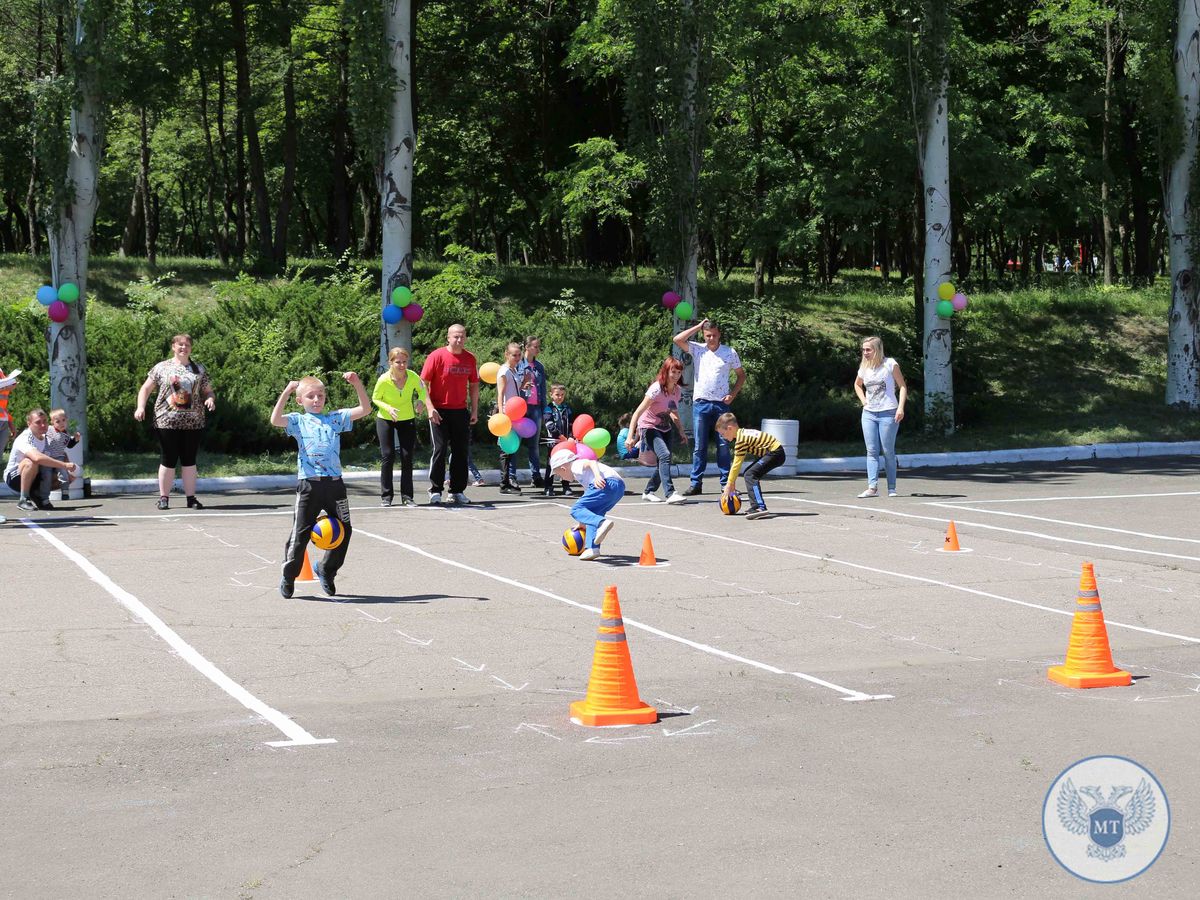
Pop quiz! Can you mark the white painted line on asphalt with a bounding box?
[600,511,1200,646]
[22,519,336,748]
[355,528,892,702]
[928,503,1200,545]
[951,490,1200,504]
[777,497,1200,564]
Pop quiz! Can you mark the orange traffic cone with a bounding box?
[639,533,657,567]
[942,520,961,551]
[1047,562,1131,689]
[297,548,316,582]
[570,586,658,726]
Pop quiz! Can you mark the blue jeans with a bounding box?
[524,406,543,477]
[642,429,676,498]
[571,476,625,548]
[690,398,731,487]
[861,409,899,491]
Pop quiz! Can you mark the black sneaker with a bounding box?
[380,498,393,507]
[312,560,336,596]
[16,497,36,512]
[186,496,204,510]
[33,498,55,511]
[499,483,516,495]
[279,577,294,599]
[531,476,545,488]
[682,484,703,497]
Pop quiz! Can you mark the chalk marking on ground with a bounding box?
[22,519,335,748]
[514,723,562,740]
[776,497,1200,564]
[928,502,1200,545]
[600,510,1200,646]
[663,720,717,737]
[944,490,1200,505]
[355,528,892,702]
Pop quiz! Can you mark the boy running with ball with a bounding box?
[716,412,785,520]
[549,448,624,560]
[271,372,371,597]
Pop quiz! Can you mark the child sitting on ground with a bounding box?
[270,372,371,598]
[716,412,786,520]
[541,383,575,496]
[44,409,80,496]
[549,447,625,561]
[614,413,639,461]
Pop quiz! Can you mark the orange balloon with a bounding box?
[488,413,513,436]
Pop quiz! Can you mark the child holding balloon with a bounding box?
[270,371,371,598]
[549,447,624,561]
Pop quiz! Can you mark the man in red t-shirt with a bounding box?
[419,323,479,504]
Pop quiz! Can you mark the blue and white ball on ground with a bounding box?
[562,525,586,556]
[311,516,345,550]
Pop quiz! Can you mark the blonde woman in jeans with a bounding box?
[853,335,908,498]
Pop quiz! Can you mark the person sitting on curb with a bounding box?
[4,408,78,512]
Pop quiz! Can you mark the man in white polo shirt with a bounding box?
[673,318,747,496]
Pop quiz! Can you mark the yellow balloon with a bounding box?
[479,361,500,384]
[937,282,955,301]
[488,413,512,437]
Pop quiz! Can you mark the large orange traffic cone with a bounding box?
[1047,562,1131,689]
[942,521,961,551]
[570,586,658,726]
[639,533,657,567]
[297,548,316,582]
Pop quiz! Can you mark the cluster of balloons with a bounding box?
[935,281,970,319]
[487,396,539,453]
[549,414,611,462]
[35,283,79,323]
[661,290,695,322]
[382,284,424,325]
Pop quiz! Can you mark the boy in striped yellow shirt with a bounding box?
[716,412,786,520]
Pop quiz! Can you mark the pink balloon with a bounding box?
[575,443,597,461]
[402,302,424,323]
[951,292,969,311]
[513,417,537,439]
[661,291,681,309]
[48,300,70,323]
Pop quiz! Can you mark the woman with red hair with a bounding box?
[624,357,689,503]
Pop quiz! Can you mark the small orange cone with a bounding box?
[570,586,658,727]
[638,533,657,567]
[297,548,316,582]
[1047,562,1131,689]
[942,520,961,551]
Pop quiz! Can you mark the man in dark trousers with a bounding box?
[420,323,480,505]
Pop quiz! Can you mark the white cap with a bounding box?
[549,449,577,469]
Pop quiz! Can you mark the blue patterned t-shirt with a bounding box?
[285,410,353,478]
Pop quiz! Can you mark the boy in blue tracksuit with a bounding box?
[550,448,625,561]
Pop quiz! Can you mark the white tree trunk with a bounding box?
[921,67,954,434]
[673,0,701,424]
[1165,0,1200,409]
[379,0,414,370]
[47,3,101,497]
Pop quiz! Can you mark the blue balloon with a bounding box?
[36,285,57,306]
[382,304,403,324]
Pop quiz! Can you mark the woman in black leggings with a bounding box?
[134,333,216,510]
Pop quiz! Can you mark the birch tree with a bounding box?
[380,0,414,366]
[1164,0,1200,408]
[913,0,955,434]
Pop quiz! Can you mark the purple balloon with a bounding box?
[661,291,681,309]
[48,300,70,323]
[402,302,424,323]
[382,304,403,324]
[951,292,969,311]
[513,417,537,439]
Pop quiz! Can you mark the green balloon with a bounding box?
[390,285,413,307]
[936,299,954,318]
[674,301,694,320]
[57,282,80,304]
[498,430,521,453]
[582,427,611,451]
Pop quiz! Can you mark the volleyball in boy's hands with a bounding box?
[311,516,345,550]
[720,493,742,515]
[562,526,586,556]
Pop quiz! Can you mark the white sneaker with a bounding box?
[665,492,687,504]
[452,492,470,505]
[888,490,899,497]
[642,491,664,503]
[428,492,443,505]
[857,488,878,499]
[580,548,599,561]
[594,519,614,546]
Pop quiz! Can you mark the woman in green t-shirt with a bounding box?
[372,347,429,506]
